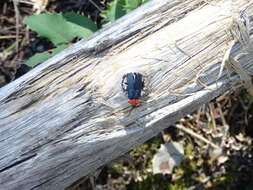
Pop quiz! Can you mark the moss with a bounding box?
[110,164,125,175]
[168,183,187,190]
[209,174,238,190]
[126,174,171,190]
[185,142,194,159]
[239,88,253,103]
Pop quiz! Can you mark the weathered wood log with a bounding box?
[0,0,253,189]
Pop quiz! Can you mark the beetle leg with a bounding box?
[142,80,145,89]
[121,75,128,92]
[142,78,151,97]
[121,82,127,91]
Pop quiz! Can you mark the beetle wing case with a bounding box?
[121,72,145,105]
[126,72,143,99]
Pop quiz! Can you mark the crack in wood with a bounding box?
[0,153,37,173]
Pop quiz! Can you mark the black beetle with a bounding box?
[121,72,144,106]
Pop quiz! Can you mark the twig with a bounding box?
[0,35,19,39]
[12,0,20,52]
[217,102,229,146]
[175,124,221,150]
[88,0,103,12]
[217,103,228,128]
[238,95,253,125]
[208,103,217,130]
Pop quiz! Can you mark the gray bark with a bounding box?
[0,0,252,189]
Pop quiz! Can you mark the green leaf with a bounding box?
[100,0,126,23]
[185,143,193,159]
[125,0,149,12]
[24,13,73,45]
[25,44,68,67]
[125,0,141,12]
[63,12,97,38]
[245,184,253,190]
[24,53,50,67]
[23,13,97,46]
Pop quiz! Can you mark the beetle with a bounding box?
[121,72,145,106]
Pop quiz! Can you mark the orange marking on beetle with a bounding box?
[128,99,139,106]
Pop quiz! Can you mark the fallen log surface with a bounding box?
[0,0,253,189]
